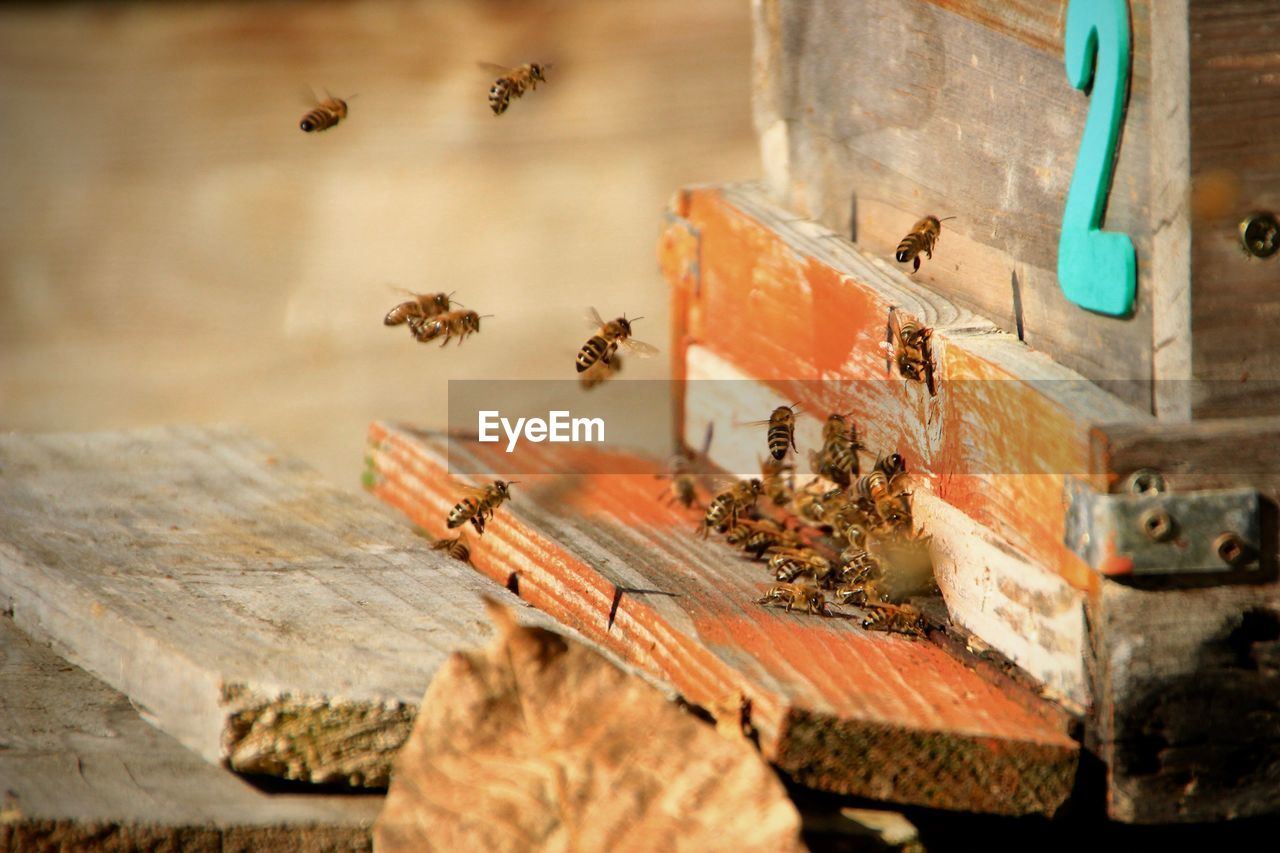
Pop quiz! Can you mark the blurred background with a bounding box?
[0,0,758,489]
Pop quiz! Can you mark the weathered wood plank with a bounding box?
[0,614,378,851]
[1189,0,1280,417]
[680,346,1090,708]
[752,0,1158,409]
[0,425,563,788]
[662,183,1147,592]
[1088,580,1280,823]
[366,421,1080,816]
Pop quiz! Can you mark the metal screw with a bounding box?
[1215,532,1251,567]
[1240,212,1280,259]
[1140,508,1175,542]
[1124,468,1167,495]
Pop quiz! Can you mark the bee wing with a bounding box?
[585,306,606,329]
[477,61,512,75]
[620,338,660,357]
[298,85,323,106]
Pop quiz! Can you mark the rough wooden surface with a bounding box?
[662,183,1146,593]
[366,422,1080,816]
[376,601,804,852]
[1088,580,1280,823]
[1189,0,1280,417]
[680,347,1090,709]
[0,614,378,851]
[0,425,561,788]
[751,0,1158,410]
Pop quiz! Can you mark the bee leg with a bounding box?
[912,256,921,274]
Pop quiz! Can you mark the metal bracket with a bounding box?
[1064,477,1261,576]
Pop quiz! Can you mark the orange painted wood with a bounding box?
[366,421,1079,815]
[660,183,1149,592]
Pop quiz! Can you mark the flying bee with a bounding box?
[576,308,659,374]
[881,310,936,395]
[480,61,551,115]
[746,404,800,461]
[579,354,622,390]
[759,456,795,506]
[895,215,955,273]
[431,532,472,564]
[862,603,926,637]
[757,581,839,617]
[698,479,762,538]
[809,412,861,488]
[447,480,517,535]
[384,291,455,329]
[412,309,490,347]
[299,92,350,133]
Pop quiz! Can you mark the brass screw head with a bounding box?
[1240,212,1280,259]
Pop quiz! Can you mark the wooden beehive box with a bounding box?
[752,0,1280,418]
[657,0,1280,825]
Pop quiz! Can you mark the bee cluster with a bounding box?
[326,65,948,587]
[669,409,934,637]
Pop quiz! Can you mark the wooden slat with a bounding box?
[365,421,1080,816]
[752,0,1160,409]
[0,615,378,850]
[1188,0,1280,417]
[0,425,564,788]
[662,183,1147,592]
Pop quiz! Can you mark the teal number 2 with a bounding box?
[1059,0,1136,317]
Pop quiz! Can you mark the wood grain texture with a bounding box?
[681,347,1090,709]
[752,0,1157,408]
[663,183,1147,592]
[375,602,804,851]
[1088,580,1280,823]
[1189,0,1280,416]
[366,421,1080,816]
[0,615,378,851]
[0,426,562,788]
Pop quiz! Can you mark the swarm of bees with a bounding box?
[664,407,934,637]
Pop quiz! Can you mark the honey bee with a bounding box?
[757,581,839,617]
[576,308,659,374]
[809,412,861,488]
[862,603,926,637]
[384,292,455,330]
[747,404,800,461]
[760,456,795,506]
[299,93,350,133]
[857,469,914,530]
[657,422,712,508]
[579,354,622,389]
[431,532,472,563]
[698,479,763,537]
[792,482,844,526]
[882,310,936,395]
[480,62,551,116]
[411,309,489,347]
[895,215,955,274]
[768,547,832,583]
[447,480,517,535]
